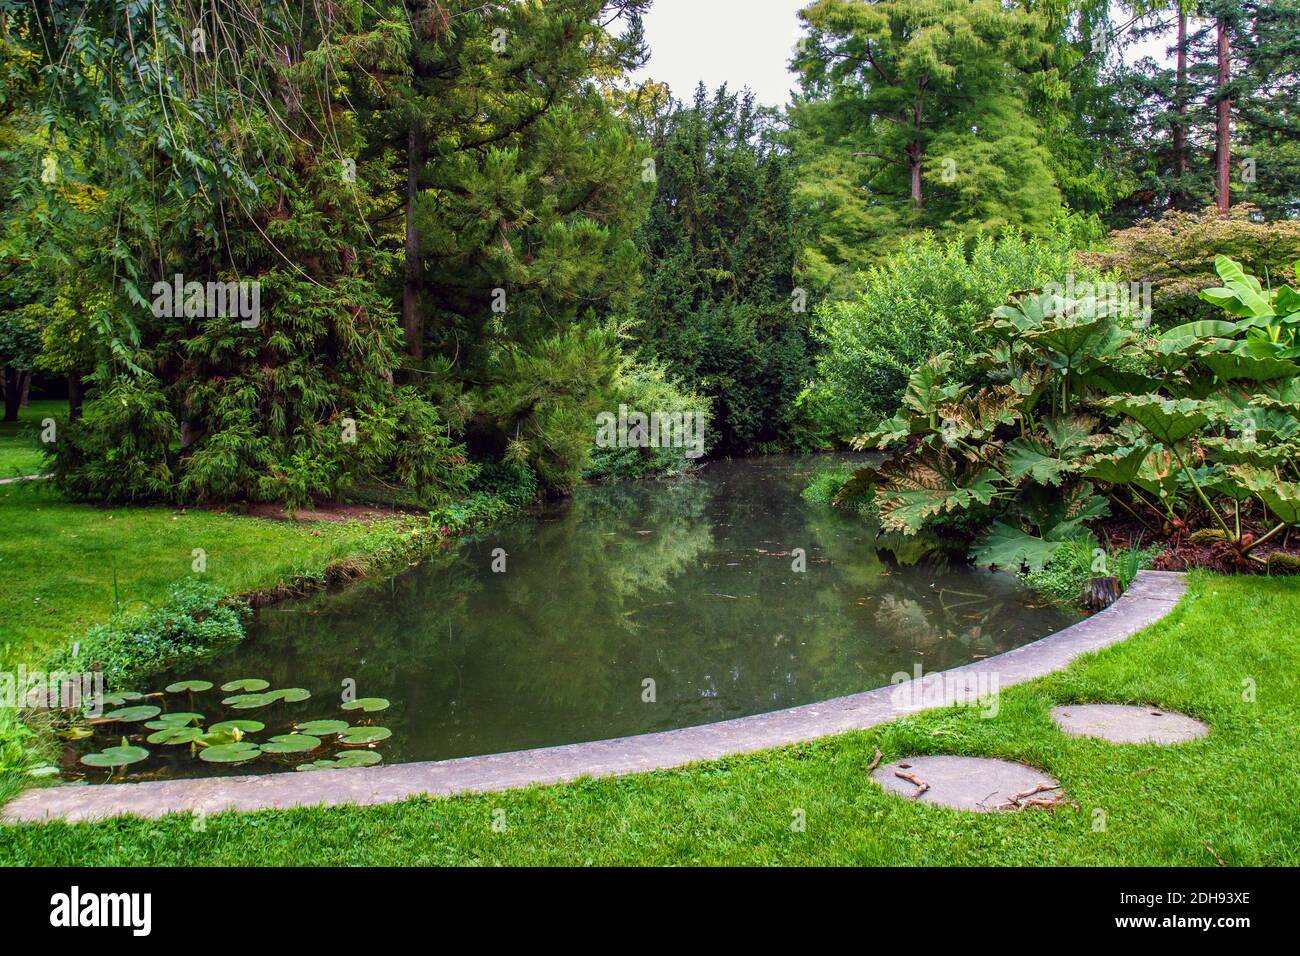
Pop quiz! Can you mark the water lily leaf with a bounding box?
[294,719,349,735]
[165,680,213,693]
[260,734,322,754]
[147,726,203,745]
[99,692,143,707]
[295,751,383,771]
[80,744,149,768]
[222,693,274,709]
[103,705,161,722]
[267,688,311,703]
[337,726,391,745]
[143,712,204,729]
[332,751,382,768]
[199,742,262,763]
[27,765,60,778]
[340,698,390,713]
[209,720,264,734]
[220,678,270,693]
[58,725,95,740]
[195,731,238,747]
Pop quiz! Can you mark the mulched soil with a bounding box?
[1095,515,1300,575]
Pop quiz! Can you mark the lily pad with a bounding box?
[103,705,161,723]
[332,750,382,768]
[58,725,95,741]
[337,726,392,745]
[260,734,322,754]
[99,692,143,707]
[146,726,203,745]
[196,731,238,747]
[209,720,265,734]
[222,693,275,710]
[296,751,382,771]
[340,697,390,713]
[267,687,311,703]
[27,765,61,778]
[199,742,262,763]
[220,678,270,693]
[294,719,349,735]
[165,680,214,693]
[144,712,204,730]
[80,744,149,768]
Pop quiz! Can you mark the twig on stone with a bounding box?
[895,771,930,798]
[866,748,883,772]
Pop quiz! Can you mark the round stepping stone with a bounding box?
[1050,704,1208,745]
[870,756,1064,812]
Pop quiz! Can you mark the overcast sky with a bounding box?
[629,0,1184,108]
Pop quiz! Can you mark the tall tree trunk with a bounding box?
[68,374,84,421]
[19,370,31,408]
[1171,9,1188,206]
[2,368,20,422]
[1216,16,1231,216]
[402,122,424,360]
[908,142,923,209]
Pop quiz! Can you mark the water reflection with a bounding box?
[160,456,1078,775]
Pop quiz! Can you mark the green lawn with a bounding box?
[0,399,63,478]
[2,572,1296,866]
[0,481,415,666]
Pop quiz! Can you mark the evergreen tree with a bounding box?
[791,0,1067,277]
[348,0,655,490]
[633,85,812,453]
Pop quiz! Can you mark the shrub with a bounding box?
[46,582,249,689]
[811,229,1102,434]
[1077,205,1300,329]
[585,360,713,480]
[1021,538,1157,607]
[51,376,178,503]
[843,255,1300,574]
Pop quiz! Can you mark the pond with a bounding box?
[69,455,1081,781]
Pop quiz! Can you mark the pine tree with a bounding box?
[348,1,655,489]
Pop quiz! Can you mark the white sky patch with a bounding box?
[629,1,1185,109]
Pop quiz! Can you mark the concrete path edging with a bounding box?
[2,570,1188,824]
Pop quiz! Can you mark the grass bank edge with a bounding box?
[0,486,530,805]
[6,573,1298,865]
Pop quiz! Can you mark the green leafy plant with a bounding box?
[844,257,1300,574]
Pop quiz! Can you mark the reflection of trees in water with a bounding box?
[192,458,1077,760]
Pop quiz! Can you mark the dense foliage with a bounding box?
[0,0,1297,519]
[840,256,1300,574]
[631,86,811,453]
[807,230,1103,435]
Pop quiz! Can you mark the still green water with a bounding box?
[135,455,1077,775]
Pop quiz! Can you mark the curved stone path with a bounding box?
[1050,703,1209,744]
[2,571,1187,824]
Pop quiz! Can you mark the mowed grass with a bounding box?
[2,573,1296,866]
[0,479,410,667]
[0,399,63,477]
